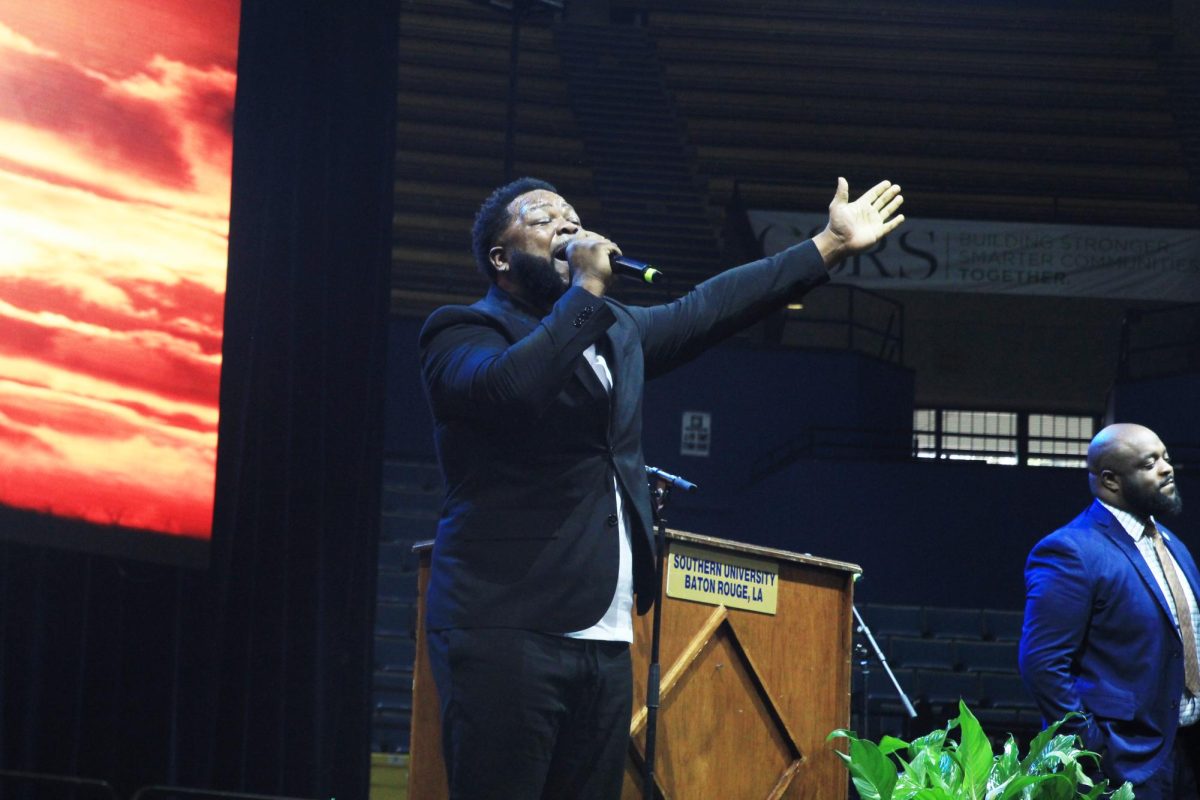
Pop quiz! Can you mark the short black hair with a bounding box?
[471,177,557,280]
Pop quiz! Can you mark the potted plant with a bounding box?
[829,700,1134,799]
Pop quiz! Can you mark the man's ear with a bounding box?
[489,245,508,275]
[1100,469,1121,494]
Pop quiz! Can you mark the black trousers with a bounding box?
[427,627,633,800]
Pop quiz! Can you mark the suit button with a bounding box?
[606,513,618,527]
[572,305,595,328]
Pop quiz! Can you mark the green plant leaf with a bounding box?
[909,727,950,758]
[911,789,954,800]
[988,736,1019,793]
[990,773,1066,800]
[1023,734,1082,776]
[983,772,1015,800]
[1108,782,1135,800]
[915,748,951,791]
[954,702,994,799]
[1018,712,1084,774]
[1041,773,1078,800]
[1019,719,1065,772]
[828,728,859,742]
[828,730,860,777]
[1073,762,1095,790]
[831,727,897,800]
[832,711,1108,800]
[939,749,963,790]
[895,749,935,795]
[899,725,953,791]
[844,736,899,800]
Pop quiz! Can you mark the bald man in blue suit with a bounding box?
[1020,423,1199,799]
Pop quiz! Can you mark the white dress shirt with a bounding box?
[563,344,634,643]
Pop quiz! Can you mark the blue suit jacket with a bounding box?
[1019,500,1200,784]
[418,241,828,633]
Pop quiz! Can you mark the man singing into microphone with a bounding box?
[418,176,904,799]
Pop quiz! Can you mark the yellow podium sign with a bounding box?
[665,541,779,615]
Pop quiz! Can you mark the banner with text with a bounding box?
[747,211,1200,301]
[665,542,779,615]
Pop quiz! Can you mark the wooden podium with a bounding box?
[406,529,860,799]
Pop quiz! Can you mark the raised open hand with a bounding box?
[816,178,905,264]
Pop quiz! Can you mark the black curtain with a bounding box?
[0,547,210,797]
[188,0,398,794]
[0,0,398,796]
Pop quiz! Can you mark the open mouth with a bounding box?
[552,245,570,274]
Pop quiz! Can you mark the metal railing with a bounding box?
[130,787,319,800]
[748,426,915,484]
[0,770,121,800]
[0,772,321,800]
[914,409,1099,468]
[779,284,905,365]
[744,411,1157,484]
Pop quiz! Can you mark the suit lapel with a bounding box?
[600,330,621,421]
[1090,501,1178,628]
[574,323,623,408]
[573,351,609,403]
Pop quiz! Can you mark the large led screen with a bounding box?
[0,0,239,564]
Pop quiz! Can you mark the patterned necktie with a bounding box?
[1147,521,1200,696]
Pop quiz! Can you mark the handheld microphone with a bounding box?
[612,255,665,285]
[645,465,698,493]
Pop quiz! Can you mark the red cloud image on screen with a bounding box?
[0,0,239,538]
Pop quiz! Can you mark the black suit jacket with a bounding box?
[418,241,828,632]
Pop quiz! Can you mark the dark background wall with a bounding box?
[890,292,1144,412]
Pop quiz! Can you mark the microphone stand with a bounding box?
[641,467,695,800]
[852,605,917,739]
[854,638,872,740]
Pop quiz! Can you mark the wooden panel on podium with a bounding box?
[406,529,860,799]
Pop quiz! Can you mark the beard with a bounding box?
[509,249,567,310]
[1124,476,1184,520]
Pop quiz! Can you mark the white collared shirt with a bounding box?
[1100,500,1200,725]
[563,344,634,643]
